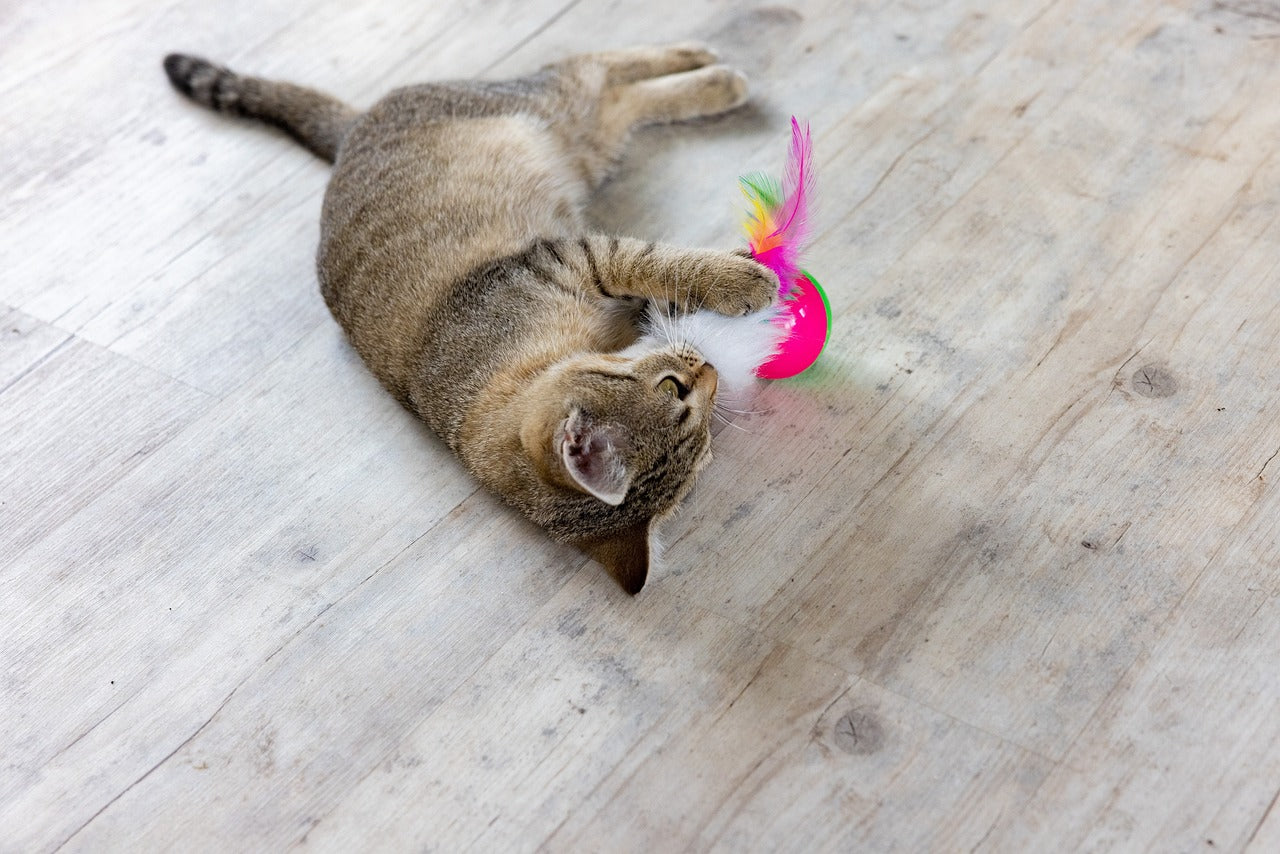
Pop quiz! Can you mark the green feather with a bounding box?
[739,171,782,210]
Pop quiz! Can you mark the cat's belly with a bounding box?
[317,113,587,400]
[324,113,585,278]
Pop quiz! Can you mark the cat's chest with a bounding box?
[536,290,644,355]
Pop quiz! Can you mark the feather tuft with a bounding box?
[741,117,814,290]
[623,303,787,398]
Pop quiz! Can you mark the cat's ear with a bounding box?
[560,411,631,506]
[584,523,652,595]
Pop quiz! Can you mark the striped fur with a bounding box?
[163,45,776,594]
[163,54,357,162]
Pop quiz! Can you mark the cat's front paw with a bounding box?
[697,253,779,316]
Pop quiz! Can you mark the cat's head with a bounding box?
[521,343,718,594]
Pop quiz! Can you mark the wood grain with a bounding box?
[4,0,1279,850]
[0,329,210,557]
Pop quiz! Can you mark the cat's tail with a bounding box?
[163,54,358,163]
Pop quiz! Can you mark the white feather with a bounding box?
[622,303,787,398]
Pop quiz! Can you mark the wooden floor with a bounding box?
[4,0,1280,850]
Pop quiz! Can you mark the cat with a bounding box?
[162,44,780,594]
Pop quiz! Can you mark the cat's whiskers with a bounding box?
[715,402,765,417]
[710,407,750,433]
[663,270,683,347]
[644,274,674,349]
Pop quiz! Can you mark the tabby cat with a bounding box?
[163,44,779,594]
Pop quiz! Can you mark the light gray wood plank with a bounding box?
[0,325,487,850]
[986,486,1280,851]
[547,647,1053,853]
[581,0,1058,248]
[0,0,583,396]
[0,332,210,556]
[1247,793,1280,854]
[130,572,1049,852]
[4,0,1280,850]
[0,306,71,392]
[658,0,1280,757]
[43,550,592,852]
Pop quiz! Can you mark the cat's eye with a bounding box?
[658,376,688,399]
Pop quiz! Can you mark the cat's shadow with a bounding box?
[588,101,777,238]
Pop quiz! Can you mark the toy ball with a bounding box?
[758,271,830,379]
[739,117,828,379]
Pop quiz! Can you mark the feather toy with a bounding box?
[740,116,814,291]
[632,117,826,390]
[740,117,829,380]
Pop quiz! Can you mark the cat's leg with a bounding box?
[605,64,749,129]
[554,63,749,188]
[564,235,777,317]
[574,43,721,85]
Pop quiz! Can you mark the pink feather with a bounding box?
[744,117,814,293]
